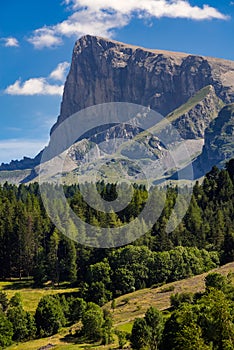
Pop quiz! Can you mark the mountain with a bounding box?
[1,35,234,183]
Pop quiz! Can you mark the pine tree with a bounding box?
[47,230,60,285]
[130,318,150,350]
[145,306,163,350]
[0,311,13,348]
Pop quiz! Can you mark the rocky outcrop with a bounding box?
[38,344,54,350]
[164,85,224,140]
[195,103,234,175]
[52,35,234,132]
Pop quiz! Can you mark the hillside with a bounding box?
[3,261,234,350]
[107,261,234,328]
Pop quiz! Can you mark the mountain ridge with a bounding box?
[70,34,234,64]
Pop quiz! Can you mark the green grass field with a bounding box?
[0,280,78,312]
[166,85,224,123]
[116,322,133,333]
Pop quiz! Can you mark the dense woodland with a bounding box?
[0,160,234,348]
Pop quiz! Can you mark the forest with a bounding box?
[0,159,234,348]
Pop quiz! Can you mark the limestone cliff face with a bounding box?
[53,35,234,132]
[195,104,234,174]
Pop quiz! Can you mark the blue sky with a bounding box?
[0,0,233,163]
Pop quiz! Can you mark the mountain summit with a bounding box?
[53,34,234,132]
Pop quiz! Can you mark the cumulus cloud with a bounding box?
[2,37,19,47]
[49,62,70,81]
[4,62,70,96]
[28,28,63,49]
[28,0,228,49]
[67,0,228,20]
[5,78,64,96]
[28,9,128,49]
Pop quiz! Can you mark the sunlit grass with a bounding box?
[0,280,78,312]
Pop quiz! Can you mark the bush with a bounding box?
[7,305,36,341]
[159,285,175,293]
[35,295,66,337]
[116,330,128,348]
[67,297,86,323]
[0,292,8,312]
[205,273,228,291]
[5,292,36,342]
[170,292,194,308]
[82,302,104,341]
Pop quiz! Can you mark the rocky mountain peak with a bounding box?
[53,35,234,134]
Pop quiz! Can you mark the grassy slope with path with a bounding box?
[109,262,234,329]
[2,262,234,349]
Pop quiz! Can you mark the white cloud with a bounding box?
[67,0,228,20]
[28,28,62,49]
[0,139,47,163]
[55,9,128,37]
[28,9,128,49]
[49,62,70,81]
[5,78,64,96]
[2,37,19,47]
[4,62,69,96]
[28,0,228,49]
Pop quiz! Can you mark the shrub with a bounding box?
[35,295,66,337]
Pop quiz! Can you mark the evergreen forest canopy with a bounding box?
[0,160,234,299]
[0,160,234,348]
[0,160,234,292]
